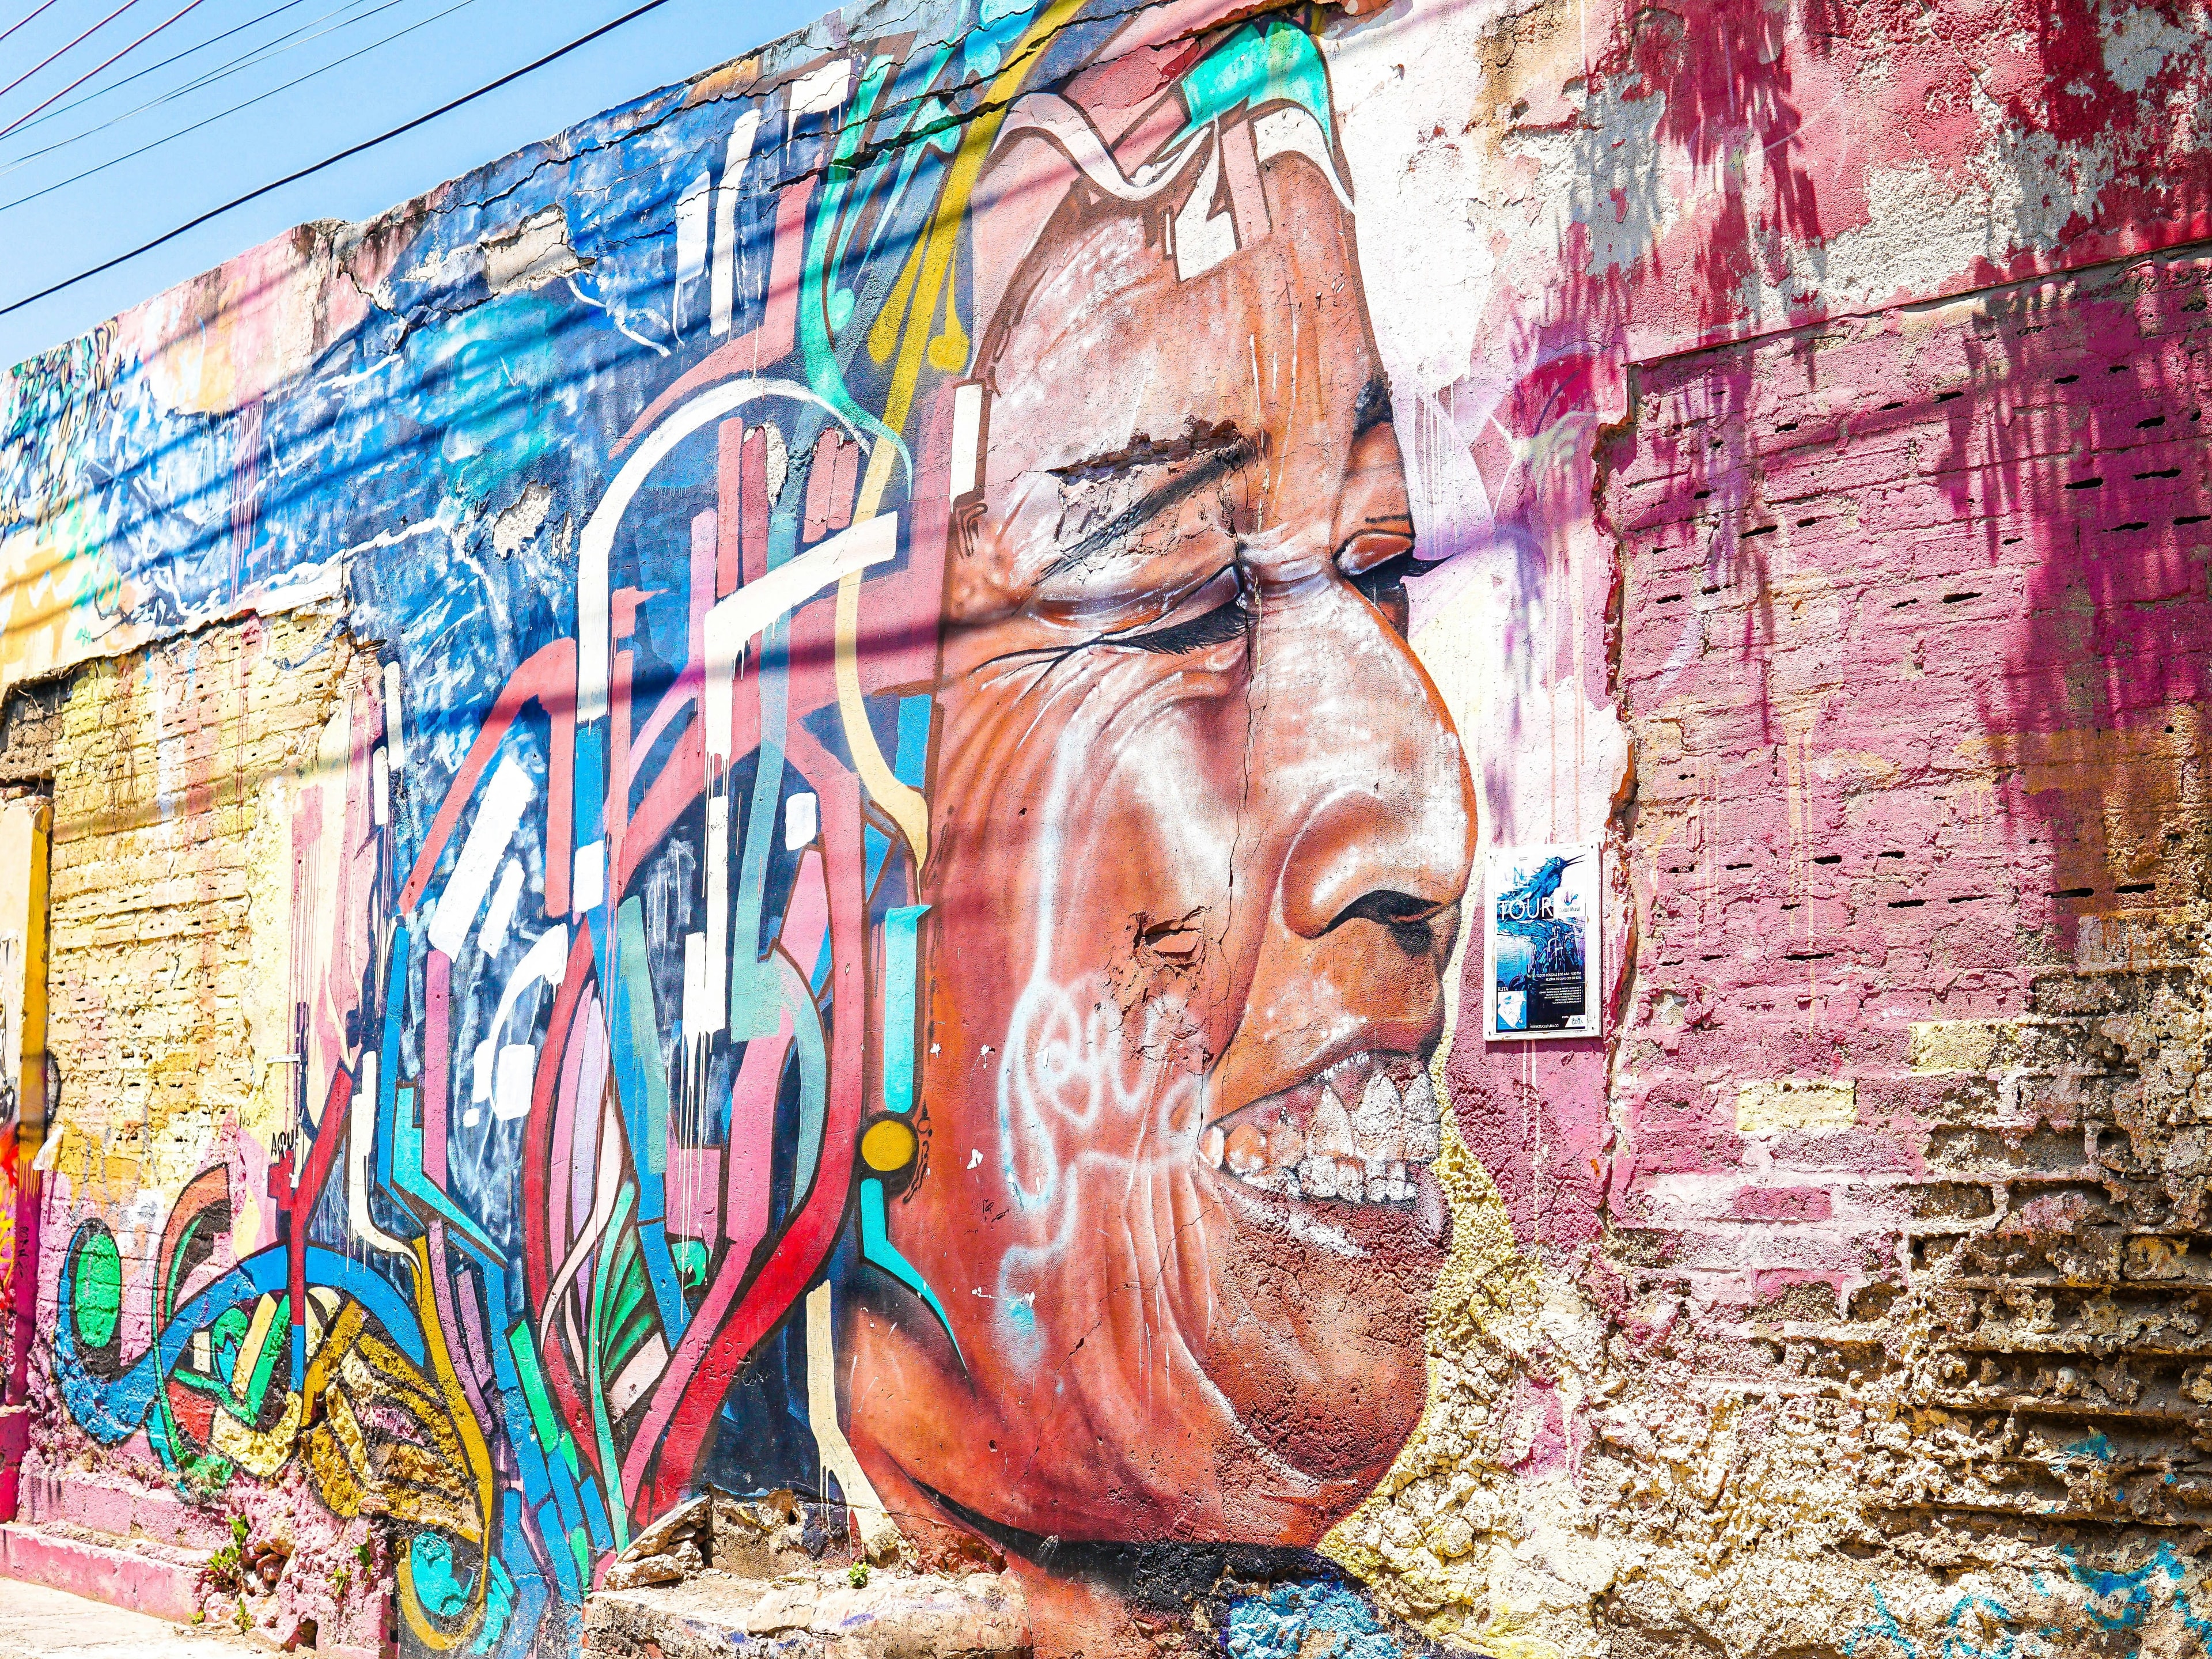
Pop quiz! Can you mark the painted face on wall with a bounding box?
[847,131,1478,1546]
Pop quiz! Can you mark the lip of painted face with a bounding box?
[857,146,1476,1547]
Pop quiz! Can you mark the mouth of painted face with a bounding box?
[1199,1048,1442,1210]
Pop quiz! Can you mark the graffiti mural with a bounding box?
[12,0,2212,1655]
[11,3,1478,1653]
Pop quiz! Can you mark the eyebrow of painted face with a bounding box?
[1036,427,1260,584]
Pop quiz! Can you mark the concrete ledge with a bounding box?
[0,1521,209,1624]
[584,1567,1029,1659]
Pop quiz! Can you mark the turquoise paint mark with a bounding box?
[2061,1540,2205,1635]
[467,1550,519,1658]
[486,1312,570,1590]
[894,693,931,786]
[481,1495,541,1659]
[671,1238,710,1289]
[1939,1594,2018,1659]
[882,904,927,1115]
[389,1029,502,1257]
[965,0,1040,77]
[1224,1579,1400,1659]
[423,291,567,504]
[409,1531,474,1619]
[859,1179,960,1361]
[575,1474,612,1556]
[1175,20,1337,149]
[573,724,607,862]
[797,54,911,469]
[584,1180,636,1553]
[863,823,892,903]
[1846,1587,1919,1658]
[864,697,931,897]
[613,899,672,1179]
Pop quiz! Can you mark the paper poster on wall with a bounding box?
[1484,844,1600,1041]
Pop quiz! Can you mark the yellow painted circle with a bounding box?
[861,1117,919,1173]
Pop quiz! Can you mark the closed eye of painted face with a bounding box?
[846,141,1476,1550]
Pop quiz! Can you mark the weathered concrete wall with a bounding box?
[2,2,2210,1657]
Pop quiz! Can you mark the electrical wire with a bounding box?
[3,0,410,173]
[0,0,213,141]
[1,0,682,319]
[0,0,483,209]
[0,0,143,105]
[0,0,65,51]
[5,0,349,141]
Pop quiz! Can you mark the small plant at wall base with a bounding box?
[206,1514,251,1590]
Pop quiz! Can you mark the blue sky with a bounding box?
[0,0,825,369]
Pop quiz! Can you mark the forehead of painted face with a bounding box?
[949,147,1414,629]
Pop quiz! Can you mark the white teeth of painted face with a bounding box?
[1354,1072,1406,1163]
[1201,1055,1439,1205]
[1297,1153,1338,1200]
[1402,1070,1440,1163]
[1309,1086,1355,1158]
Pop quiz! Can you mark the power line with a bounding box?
[0,0,65,50]
[0,0,213,141]
[0,0,143,106]
[5,0,348,142]
[1,0,481,198]
[2,0,683,319]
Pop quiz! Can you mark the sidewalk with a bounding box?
[0,1577,264,1659]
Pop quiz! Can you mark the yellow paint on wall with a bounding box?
[1908,1020,2020,1075]
[1736,1078,1858,1132]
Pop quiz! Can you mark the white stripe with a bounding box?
[710,112,760,339]
[471,925,570,1105]
[426,756,533,958]
[949,382,983,498]
[702,512,897,760]
[576,376,834,726]
[381,662,407,768]
[790,60,851,117]
[674,171,710,335]
[480,857,525,959]
[348,1052,409,1256]
[702,791,729,1036]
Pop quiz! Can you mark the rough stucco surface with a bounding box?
[3,1,2212,1657]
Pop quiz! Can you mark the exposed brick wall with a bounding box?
[26,609,358,1553]
[1603,245,2212,1553]
[0,681,61,790]
[45,612,353,1179]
